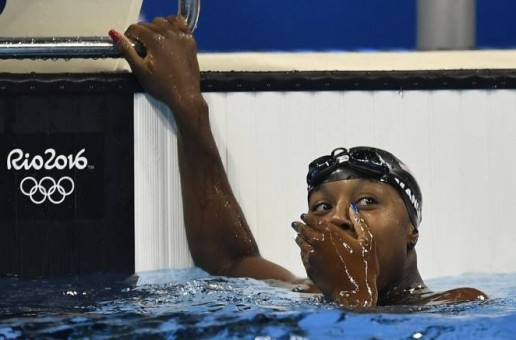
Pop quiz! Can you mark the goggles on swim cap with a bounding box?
[307,147,422,228]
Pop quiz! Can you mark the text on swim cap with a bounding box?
[394,177,420,211]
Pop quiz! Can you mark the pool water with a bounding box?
[1,269,515,339]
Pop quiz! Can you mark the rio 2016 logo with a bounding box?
[7,148,88,205]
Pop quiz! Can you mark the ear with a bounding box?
[407,226,419,251]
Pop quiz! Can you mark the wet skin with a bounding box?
[293,179,420,306]
[113,16,488,307]
[294,180,487,306]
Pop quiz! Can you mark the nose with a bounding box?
[329,203,354,232]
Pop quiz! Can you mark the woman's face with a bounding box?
[307,178,414,292]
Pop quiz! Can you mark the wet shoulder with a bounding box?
[421,287,488,304]
[265,278,321,294]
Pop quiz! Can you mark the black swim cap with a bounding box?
[306,147,423,228]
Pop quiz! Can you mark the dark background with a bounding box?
[140,0,516,52]
[0,93,134,277]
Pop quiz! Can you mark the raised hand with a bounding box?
[292,204,379,307]
[110,15,299,283]
[110,16,204,130]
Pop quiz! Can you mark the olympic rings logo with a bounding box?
[19,176,75,205]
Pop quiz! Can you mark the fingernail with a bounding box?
[300,213,306,220]
[351,203,359,213]
[108,29,122,44]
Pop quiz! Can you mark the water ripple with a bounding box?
[0,270,515,338]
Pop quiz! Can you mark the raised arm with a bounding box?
[111,16,297,282]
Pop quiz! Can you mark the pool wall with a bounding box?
[135,52,516,279]
[2,50,515,279]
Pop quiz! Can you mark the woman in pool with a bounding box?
[110,16,487,307]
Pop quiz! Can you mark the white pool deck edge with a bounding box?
[197,50,516,72]
[3,50,516,73]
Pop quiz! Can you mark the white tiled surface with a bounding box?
[135,90,516,279]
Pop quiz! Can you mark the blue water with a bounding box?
[0,269,515,339]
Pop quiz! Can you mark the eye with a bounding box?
[311,202,332,213]
[355,197,378,208]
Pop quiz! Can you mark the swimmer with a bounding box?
[110,16,487,307]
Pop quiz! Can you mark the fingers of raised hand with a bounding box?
[152,17,169,28]
[294,234,313,268]
[111,29,145,71]
[125,23,169,50]
[301,213,356,247]
[349,205,374,251]
[301,213,333,234]
[295,233,313,253]
[166,15,192,34]
[138,22,164,35]
[125,23,151,40]
[152,17,184,37]
[292,221,322,243]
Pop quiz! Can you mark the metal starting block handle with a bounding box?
[0,0,200,60]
